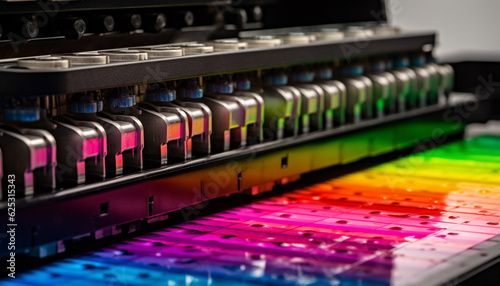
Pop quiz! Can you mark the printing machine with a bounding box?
[0,0,499,285]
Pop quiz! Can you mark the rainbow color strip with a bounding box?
[5,135,500,286]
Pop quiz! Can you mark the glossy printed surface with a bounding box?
[7,136,500,286]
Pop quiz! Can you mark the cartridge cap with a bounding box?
[99,50,149,62]
[235,74,251,90]
[241,35,282,48]
[410,54,426,67]
[146,90,176,102]
[180,44,214,55]
[17,57,69,69]
[393,57,410,68]
[58,53,109,66]
[137,47,183,58]
[146,83,176,102]
[291,70,314,82]
[313,28,345,41]
[340,64,364,76]
[315,67,333,79]
[177,79,203,98]
[280,32,310,45]
[107,88,136,108]
[370,61,387,72]
[69,93,103,113]
[262,72,288,86]
[344,26,374,38]
[211,39,248,51]
[3,108,40,122]
[373,24,401,36]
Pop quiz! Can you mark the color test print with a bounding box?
[6,135,500,286]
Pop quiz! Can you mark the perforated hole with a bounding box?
[100,202,109,217]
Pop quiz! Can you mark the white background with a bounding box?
[388,0,500,59]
